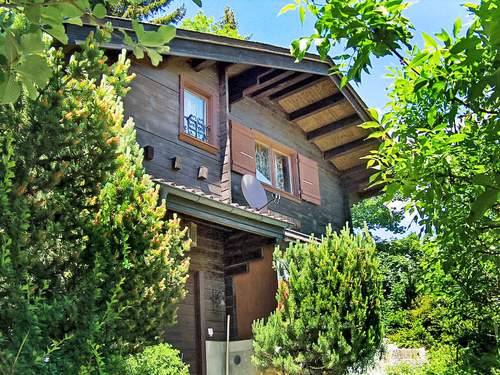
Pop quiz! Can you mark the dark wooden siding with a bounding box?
[124,57,223,197]
[164,219,227,375]
[230,98,348,236]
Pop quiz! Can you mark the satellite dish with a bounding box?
[241,174,280,211]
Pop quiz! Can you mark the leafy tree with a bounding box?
[0,0,203,104]
[0,34,190,373]
[181,6,249,40]
[351,195,405,235]
[286,0,499,361]
[252,226,383,374]
[106,0,186,25]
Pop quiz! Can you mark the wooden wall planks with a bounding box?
[164,220,227,375]
[124,57,223,198]
[230,98,348,236]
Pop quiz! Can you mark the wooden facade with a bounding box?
[67,18,379,374]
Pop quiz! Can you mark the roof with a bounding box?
[66,17,381,200]
[154,179,293,239]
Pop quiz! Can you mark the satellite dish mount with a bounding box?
[241,174,281,212]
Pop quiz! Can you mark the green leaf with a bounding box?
[469,188,499,221]
[57,3,84,18]
[367,108,379,122]
[191,0,202,6]
[25,7,41,23]
[65,17,83,26]
[17,54,51,88]
[360,121,381,129]
[367,131,384,139]
[43,24,68,44]
[133,45,144,59]
[0,73,21,104]
[146,49,162,66]
[447,133,466,143]
[278,3,296,16]
[472,173,499,189]
[93,4,107,19]
[20,31,45,53]
[156,25,176,44]
[453,18,462,38]
[41,6,64,24]
[422,32,438,49]
[299,6,305,24]
[4,33,20,64]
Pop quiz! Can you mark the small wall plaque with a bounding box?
[198,166,208,180]
[171,156,182,170]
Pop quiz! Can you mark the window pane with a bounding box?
[275,153,292,193]
[255,143,272,185]
[184,90,207,142]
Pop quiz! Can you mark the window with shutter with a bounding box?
[231,121,256,175]
[298,154,321,205]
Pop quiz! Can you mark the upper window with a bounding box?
[255,141,293,194]
[179,76,218,154]
[184,89,208,142]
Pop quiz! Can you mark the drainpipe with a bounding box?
[226,314,230,375]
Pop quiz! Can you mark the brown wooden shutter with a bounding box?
[298,154,321,205]
[231,121,256,175]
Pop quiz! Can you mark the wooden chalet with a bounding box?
[67,17,379,374]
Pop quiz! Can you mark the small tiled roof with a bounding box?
[152,178,295,227]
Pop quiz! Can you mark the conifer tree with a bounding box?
[0,33,190,373]
[252,226,383,374]
[107,0,186,25]
[180,6,249,40]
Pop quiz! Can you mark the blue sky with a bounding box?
[169,0,474,110]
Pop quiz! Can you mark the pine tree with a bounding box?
[107,0,186,25]
[252,226,383,374]
[180,6,249,40]
[0,32,190,373]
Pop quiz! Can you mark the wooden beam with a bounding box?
[224,263,249,276]
[269,75,327,101]
[244,70,297,96]
[358,186,383,200]
[191,58,217,72]
[341,162,369,176]
[306,114,362,141]
[228,66,271,103]
[251,72,308,99]
[324,138,378,160]
[288,92,346,121]
[345,171,376,187]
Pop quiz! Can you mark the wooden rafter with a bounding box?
[191,58,217,72]
[341,163,370,178]
[269,75,327,101]
[288,92,346,121]
[243,70,296,96]
[228,66,272,104]
[306,114,363,141]
[251,72,309,98]
[358,186,382,199]
[324,138,378,160]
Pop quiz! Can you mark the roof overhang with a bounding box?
[65,17,382,201]
[157,180,291,240]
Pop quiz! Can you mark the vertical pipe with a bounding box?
[226,314,231,375]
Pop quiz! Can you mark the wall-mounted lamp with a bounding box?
[210,289,225,309]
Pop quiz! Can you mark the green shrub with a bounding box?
[387,345,500,375]
[125,344,189,375]
[252,226,383,374]
[0,32,190,373]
